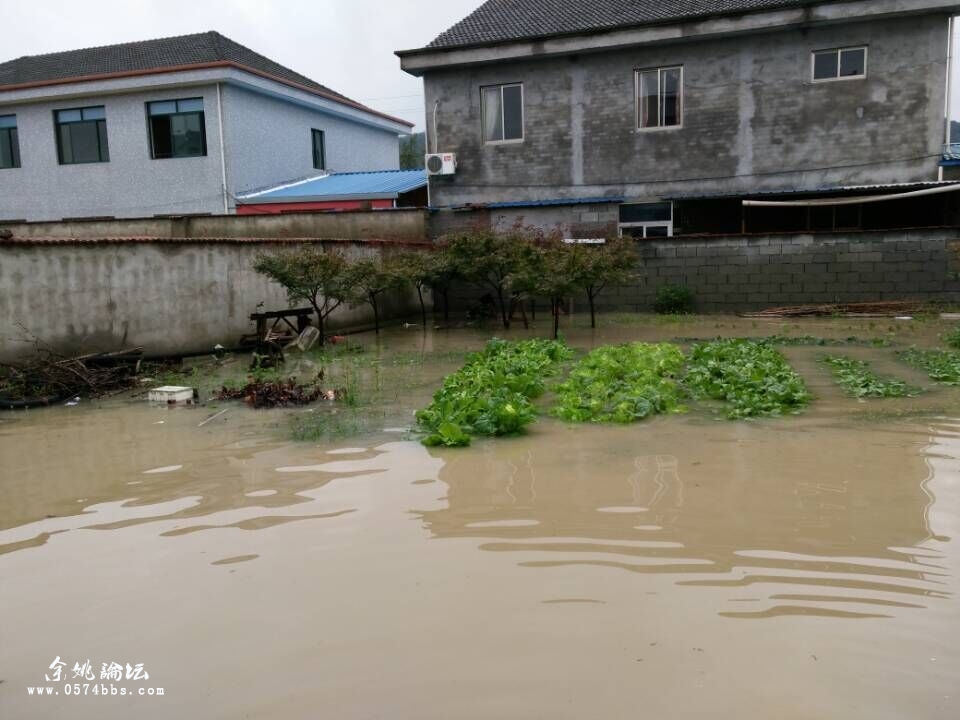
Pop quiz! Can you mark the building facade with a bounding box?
[399,0,960,237]
[0,32,412,221]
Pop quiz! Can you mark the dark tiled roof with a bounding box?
[427,0,820,49]
[0,31,411,125]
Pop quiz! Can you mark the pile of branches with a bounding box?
[741,300,926,319]
[0,347,144,408]
[215,377,334,409]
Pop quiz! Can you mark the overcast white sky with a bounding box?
[2,0,482,131]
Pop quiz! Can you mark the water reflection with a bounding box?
[418,420,948,618]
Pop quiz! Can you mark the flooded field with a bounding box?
[2,315,959,719]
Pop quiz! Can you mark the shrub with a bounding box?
[653,284,694,315]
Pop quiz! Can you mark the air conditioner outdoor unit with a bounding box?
[425,153,457,176]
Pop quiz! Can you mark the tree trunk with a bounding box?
[312,300,326,347]
[417,285,427,327]
[372,296,381,335]
[588,290,597,329]
[442,287,450,323]
[497,288,510,329]
[552,297,561,340]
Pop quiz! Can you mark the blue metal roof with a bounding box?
[238,170,428,203]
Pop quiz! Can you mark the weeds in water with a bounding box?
[820,355,920,398]
[289,408,378,441]
[684,338,811,419]
[415,338,572,447]
[673,335,894,348]
[552,343,686,423]
[899,348,960,385]
[944,327,960,350]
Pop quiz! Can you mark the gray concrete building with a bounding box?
[0,31,412,221]
[399,0,960,238]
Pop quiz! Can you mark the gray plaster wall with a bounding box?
[221,85,401,197]
[2,208,429,242]
[0,240,421,364]
[424,13,950,208]
[0,85,228,221]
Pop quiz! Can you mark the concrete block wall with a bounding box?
[592,229,960,313]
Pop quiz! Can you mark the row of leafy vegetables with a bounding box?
[415,336,942,447]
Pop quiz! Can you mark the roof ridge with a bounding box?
[2,30,217,63]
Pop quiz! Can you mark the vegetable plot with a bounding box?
[820,355,920,398]
[899,348,960,386]
[415,339,571,447]
[552,343,686,423]
[684,339,811,419]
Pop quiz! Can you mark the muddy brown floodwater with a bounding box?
[1,316,959,719]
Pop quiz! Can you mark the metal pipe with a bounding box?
[742,182,960,207]
[216,83,229,215]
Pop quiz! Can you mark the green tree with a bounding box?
[443,229,535,330]
[570,237,638,329]
[529,240,582,339]
[344,255,406,335]
[399,132,426,170]
[253,246,348,347]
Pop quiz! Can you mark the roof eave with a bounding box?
[0,60,414,129]
[399,0,960,75]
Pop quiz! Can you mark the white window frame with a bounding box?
[811,46,868,83]
[618,202,674,238]
[481,82,525,145]
[635,66,684,132]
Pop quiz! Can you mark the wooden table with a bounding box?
[241,308,315,349]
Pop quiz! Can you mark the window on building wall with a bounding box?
[812,47,867,81]
[481,83,524,143]
[0,115,19,169]
[619,202,673,238]
[636,67,682,130]
[55,106,109,164]
[147,98,206,159]
[312,129,326,170]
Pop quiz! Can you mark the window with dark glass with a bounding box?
[312,129,326,170]
[55,106,109,164]
[0,115,20,169]
[619,202,674,238]
[147,98,206,159]
[813,47,867,81]
[481,83,524,143]
[637,66,682,130]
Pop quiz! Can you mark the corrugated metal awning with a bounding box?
[665,182,960,202]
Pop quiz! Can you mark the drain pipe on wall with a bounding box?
[942,16,955,182]
[217,82,229,215]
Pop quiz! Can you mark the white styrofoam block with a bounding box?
[148,386,196,404]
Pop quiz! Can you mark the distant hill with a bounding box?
[400,132,426,170]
